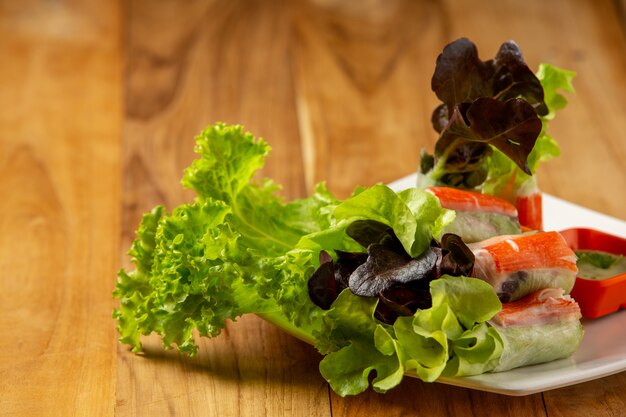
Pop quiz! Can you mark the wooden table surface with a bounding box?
[2,0,626,415]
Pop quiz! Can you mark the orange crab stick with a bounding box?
[426,186,518,217]
[490,288,582,327]
[476,231,578,273]
[514,177,543,231]
[425,186,522,243]
[469,231,578,302]
[516,192,543,231]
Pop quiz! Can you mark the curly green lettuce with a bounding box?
[113,124,339,354]
[113,124,455,355]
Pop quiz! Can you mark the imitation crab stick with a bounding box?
[514,177,543,231]
[425,186,521,243]
[468,231,578,302]
[516,192,543,231]
[490,288,582,327]
[426,186,518,217]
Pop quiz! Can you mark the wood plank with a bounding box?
[543,372,626,417]
[117,0,330,415]
[331,378,545,417]
[116,319,327,417]
[292,0,444,197]
[540,0,626,221]
[0,0,122,415]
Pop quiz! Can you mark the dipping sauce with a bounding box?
[575,250,626,280]
[561,228,626,318]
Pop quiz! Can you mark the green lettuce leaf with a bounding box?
[400,276,502,380]
[536,63,576,121]
[113,123,339,354]
[316,276,502,396]
[393,304,456,382]
[300,185,454,258]
[317,291,404,396]
[443,323,503,377]
[430,275,502,328]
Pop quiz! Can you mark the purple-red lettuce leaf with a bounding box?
[433,97,542,177]
[491,41,548,115]
[423,38,549,190]
[375,285,433,324]
[348,245,438,297]
[431,38,547,126]
[308,251,338,310]
[439,233,475,276]
[431,38,496,114]
[345,219,404,253]
[481,64,575,196]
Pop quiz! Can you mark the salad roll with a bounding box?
[469,231,578,302]
[426,186,521,243]
[489,288,583,372]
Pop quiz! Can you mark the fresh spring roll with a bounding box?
[489,288,584,372]
[425,187,521,243]
[468,231,578,302]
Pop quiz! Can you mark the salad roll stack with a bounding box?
[468,231,578,302]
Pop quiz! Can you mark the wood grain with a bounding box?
[116,318,328,417]
[292,0,444,196]
[330,377,546,417]
[543,371,626,417]
[0,0,121,415]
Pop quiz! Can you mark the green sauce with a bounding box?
[575,250,626,280]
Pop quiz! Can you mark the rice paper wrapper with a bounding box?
[442,211,521,243]
[495,268,577,303]
[491,318,584,372]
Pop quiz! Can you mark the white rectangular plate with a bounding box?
[388,174,626,395]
